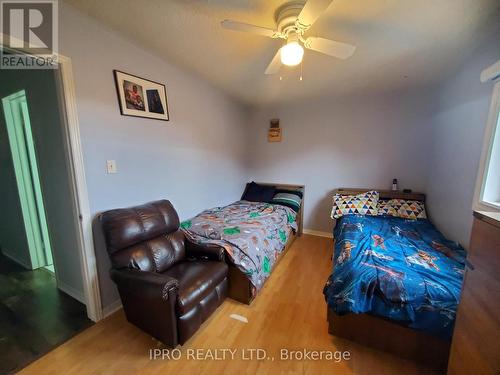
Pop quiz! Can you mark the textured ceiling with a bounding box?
[64,0,500,105]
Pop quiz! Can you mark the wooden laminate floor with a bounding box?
[20,235,438,375]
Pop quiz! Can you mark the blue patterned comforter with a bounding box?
[323,214,466,340]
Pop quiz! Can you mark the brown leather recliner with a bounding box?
[98,200,228,347]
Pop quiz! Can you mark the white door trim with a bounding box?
[1,36,103,322]
[57,54,103,321]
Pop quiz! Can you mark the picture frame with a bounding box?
[268,118,282,142]
[113,70,169,121]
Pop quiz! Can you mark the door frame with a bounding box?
[2,90,54,270]
[1,36,103,322]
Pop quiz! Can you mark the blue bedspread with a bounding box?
[323,214,467,340]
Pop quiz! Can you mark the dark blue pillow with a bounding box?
[242,182,276,203]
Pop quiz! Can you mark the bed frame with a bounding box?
[328,188,450,373]
[228,182,304,305]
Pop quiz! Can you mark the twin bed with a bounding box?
[181,182,304,304]
[324,188,466,371]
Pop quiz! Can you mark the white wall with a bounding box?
[424,25,500,247]
[246,89,433,233]
[59,4,251,309]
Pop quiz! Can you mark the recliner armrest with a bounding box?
[185,240,225,262]
[110,268,179,300]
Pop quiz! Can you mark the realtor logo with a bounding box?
[1,0,58,69]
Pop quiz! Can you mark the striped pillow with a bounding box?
[272,192,302,212]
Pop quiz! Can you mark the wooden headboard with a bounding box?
[334,188,425,202]
[241,182,305,236]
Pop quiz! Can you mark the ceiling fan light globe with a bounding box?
[280,42,304,66]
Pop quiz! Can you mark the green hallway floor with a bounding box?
[0,253,93,374]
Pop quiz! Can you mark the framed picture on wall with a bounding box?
[113,70,169,121]
[268,118,282,142]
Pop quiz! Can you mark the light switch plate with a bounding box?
[106,160,117,174]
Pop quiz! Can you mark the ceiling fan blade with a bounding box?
[265,49,282,75]
[221,20,278,38]
[297,0,334,29]
[304,37,356,59]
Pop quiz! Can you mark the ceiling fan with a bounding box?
[221,0,356,75]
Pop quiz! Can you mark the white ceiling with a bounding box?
[64,0,500,105]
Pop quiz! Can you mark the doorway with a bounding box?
[2,90,54,273]
[0,68,94,374]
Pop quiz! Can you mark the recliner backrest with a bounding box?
[99,200,185,272]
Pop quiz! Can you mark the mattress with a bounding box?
[181,200,297,293]
[323,214,467,339]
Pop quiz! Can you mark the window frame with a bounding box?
[473,76,500,211]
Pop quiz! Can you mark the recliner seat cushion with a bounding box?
[162,260,228,315]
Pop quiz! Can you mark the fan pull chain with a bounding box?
[300,59,303,81]
[279,39,286,82]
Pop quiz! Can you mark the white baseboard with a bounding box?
[58,281,86,304]
[102,299,122,318]
[1,248,32,269]
[303,229,333,238]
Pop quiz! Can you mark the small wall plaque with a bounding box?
[268,118,281,142]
